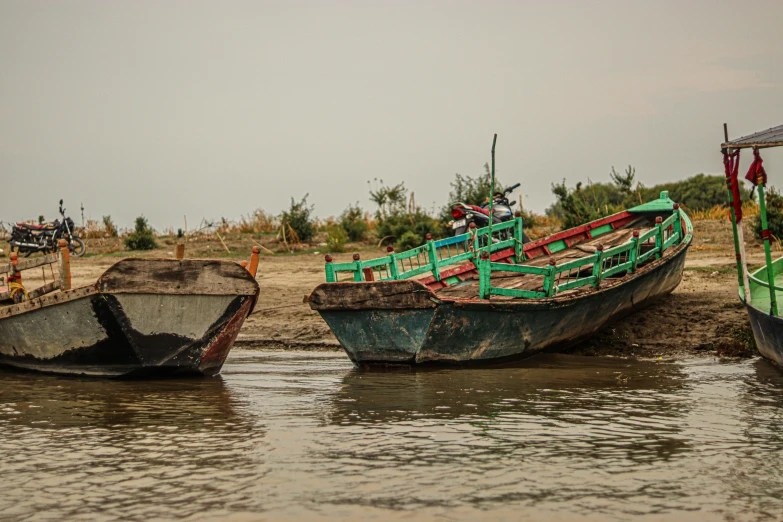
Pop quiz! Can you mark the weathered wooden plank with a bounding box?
[0,285,99,319]
[309,280,437,310]
[27,281,61,300]
[97,258,259,296]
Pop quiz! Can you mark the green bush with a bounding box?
[547,168,753,230]
[280,194,315,242]
[753,187,783,241]
[369,180,441,249]
[125,216,158,251]
[102,215,118,237]
[339,204,369,242]
[326,225,348,252]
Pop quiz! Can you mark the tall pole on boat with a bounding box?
[755,157,778,316]
[485,133,497,298]
[723,123,751,303]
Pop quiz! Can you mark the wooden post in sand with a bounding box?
[176,243,185,260]
[248,247,260,278]
[57,239,72,291]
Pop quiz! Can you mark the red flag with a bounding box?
[745,148,767,186]
[724,149,742,222]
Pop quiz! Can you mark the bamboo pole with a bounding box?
[482,133,498,299]
[723,123,751,303]
[757,176,778,315]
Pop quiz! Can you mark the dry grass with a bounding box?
[689,201,759,221]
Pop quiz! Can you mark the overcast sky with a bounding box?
[2,0,782,230]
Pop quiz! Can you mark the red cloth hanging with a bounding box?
[745,148,767,186]
[723,149,742,222]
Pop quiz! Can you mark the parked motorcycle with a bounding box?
[450,183,531,243]
[9,199,86,257]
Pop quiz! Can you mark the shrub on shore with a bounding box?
[125,216,158,250]
[339,204,369,242]
[281,195,315,243]
[369,180,442,250]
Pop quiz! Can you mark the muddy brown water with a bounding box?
[1,351,783,521]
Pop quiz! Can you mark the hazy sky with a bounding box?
[2,0,782,230]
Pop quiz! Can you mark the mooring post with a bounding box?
[175,243,185,260]
[57,239,71,291]
[248,247,260,278]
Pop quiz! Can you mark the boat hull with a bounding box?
[0,259,259,377]
[745,303,783,368]
[313,244,689,365]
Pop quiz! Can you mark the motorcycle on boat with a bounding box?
[449,183,531,244]
[9,199,86,257]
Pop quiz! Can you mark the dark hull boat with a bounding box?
[309,192,692,366]
[0,254,259,377]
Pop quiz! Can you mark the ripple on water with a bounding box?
[1,351,783,521]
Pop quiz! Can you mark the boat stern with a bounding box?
[308,280,438,364]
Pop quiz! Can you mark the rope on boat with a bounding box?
[9,282,28,302]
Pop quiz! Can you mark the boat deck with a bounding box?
[434,215,660,300]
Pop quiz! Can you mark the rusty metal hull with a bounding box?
[312,245,689,365]
[744,303,783,368]
[0,259,259,377]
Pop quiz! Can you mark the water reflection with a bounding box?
[1,352,783,521]
[0,369,263,521]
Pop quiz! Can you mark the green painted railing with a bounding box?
[479,208,690,299]
[324,204,692,301]
[325,218,525,283]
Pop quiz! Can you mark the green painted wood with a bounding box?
[488,262,550,276]
[602,260,633,278]
[555,275,598,292]
[427,240,440,281]
[547,239,569,253]
[629,237,640,273]
[515,217,524,262]
[589,223,614,237]
[758,183,778,315]
[489,287,547,299]
[554,254,599,273]
[628,190,676,213]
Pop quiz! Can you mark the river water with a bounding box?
[1,351,782,521]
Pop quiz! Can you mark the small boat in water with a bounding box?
[722,123,783,367]
[309,191,692,366]
[0,243,261,377]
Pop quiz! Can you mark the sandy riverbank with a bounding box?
[26,218,766,360]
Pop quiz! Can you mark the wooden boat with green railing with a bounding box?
[722,123,783,368]
[308,191,692,365]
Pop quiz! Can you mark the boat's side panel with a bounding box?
[0,293,254,377]
[417,245,686,363]
[0,294,142,376]
[745,304,783,367]
[319,309,436,363]
[0,294,108,360]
